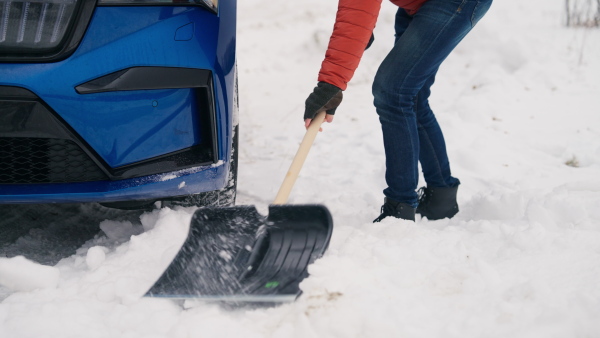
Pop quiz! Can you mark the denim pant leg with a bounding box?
[416,73,460,189]
[373,0,492,207]
[395,9,457,188]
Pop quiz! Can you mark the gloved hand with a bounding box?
[303,82,343,121]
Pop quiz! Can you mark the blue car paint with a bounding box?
[2,7,217,167]
[0,2,237,203]
[54,87,203,167]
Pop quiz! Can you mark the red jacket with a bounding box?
[318,0,427,90]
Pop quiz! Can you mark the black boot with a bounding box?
[373,198,415,222]
[416,185,459,220]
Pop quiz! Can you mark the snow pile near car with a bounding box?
[1,0,599,337]
[0,257,59,292]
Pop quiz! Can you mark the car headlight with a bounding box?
[97,0,218,14]
[0,0,81,51]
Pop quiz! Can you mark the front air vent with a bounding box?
[0,137,108,184]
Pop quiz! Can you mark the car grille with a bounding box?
[0,0,79,51]
[0,137,108,184]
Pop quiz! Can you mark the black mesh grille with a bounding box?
[0,137,108,184]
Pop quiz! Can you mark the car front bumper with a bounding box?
[0,4,237,204]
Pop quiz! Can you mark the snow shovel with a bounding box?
[145,111,333,302]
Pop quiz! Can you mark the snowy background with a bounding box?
[1,0,600,336]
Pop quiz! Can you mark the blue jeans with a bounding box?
[372,0,492,207]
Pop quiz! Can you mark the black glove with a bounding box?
[304,82,343,120]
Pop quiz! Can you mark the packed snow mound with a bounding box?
[0,256,60,292]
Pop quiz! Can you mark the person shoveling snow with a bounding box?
[303,0,493,222]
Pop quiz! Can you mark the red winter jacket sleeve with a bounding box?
[317,0,428,90]
[317,0,383,90]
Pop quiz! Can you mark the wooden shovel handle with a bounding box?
[272,111,327,205]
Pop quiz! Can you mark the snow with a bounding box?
[85,246,108,271]
[1,0,600,336]
[0,257,59,292]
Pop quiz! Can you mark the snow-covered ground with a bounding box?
[1,0,600,336]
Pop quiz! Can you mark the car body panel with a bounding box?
[0,1,237,204]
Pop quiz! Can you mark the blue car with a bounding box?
[0,0,238,209]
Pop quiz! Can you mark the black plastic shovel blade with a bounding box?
[145,204,333,302]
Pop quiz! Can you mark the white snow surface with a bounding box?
[0,257,60,292]
[1,0,600,336]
